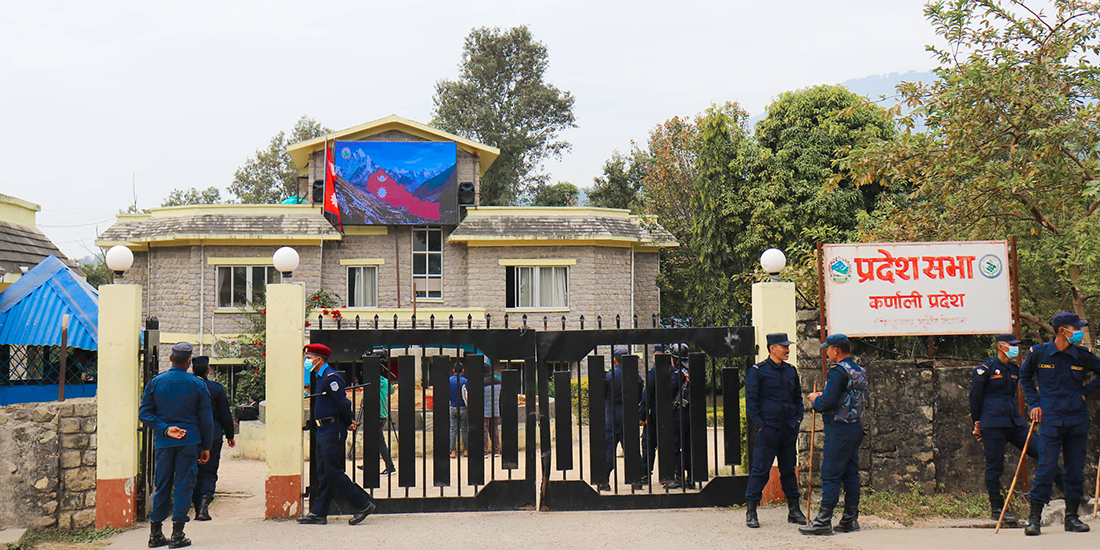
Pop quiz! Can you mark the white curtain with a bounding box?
[350,267,377,307]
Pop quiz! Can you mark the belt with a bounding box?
[316,416,338,426]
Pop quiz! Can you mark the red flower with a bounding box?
[261,308,267,314]
[253,369,259,374]
[262,352,266,357]
[305,321,311,327]
[254,340,262,346]
[322,309,329,315]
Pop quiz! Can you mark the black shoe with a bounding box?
[788,499,808,525]
[597,483,611,492]
[1025,501,1043,536]
[148,521,169,548]
[194,496,213,521]
[349,501,376,525]
[167,522,190,549]
[1065,499,1090,532]
[746,499,760,528]
[381,468,397,475]
[989,493,1017,523]
[799,509,834,536]
[664,481,682,490]
[296,514,327,525]
[834,503,860,533]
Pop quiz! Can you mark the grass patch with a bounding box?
[860,484,988,526]
[7,527,128,550]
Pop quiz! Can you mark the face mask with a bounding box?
[1006,346,1019,359]
[1069,330,1084,344]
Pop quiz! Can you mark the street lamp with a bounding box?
[273,247,300,279]
[105,245,134,278]
[760,248,786,282]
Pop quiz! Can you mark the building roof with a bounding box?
[448,207,678,247]
[0,255,98,350]
[0,218,75,277]
[287,114,501,177]
[95,204,342,248]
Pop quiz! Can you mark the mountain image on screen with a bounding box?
[332,141,459,225]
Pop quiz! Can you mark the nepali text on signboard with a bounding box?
[823,241,1012,337]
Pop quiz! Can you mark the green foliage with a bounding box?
[859,484,987,525]
[586,151,642,210]
[228,116,330,204]
[161,186,223,207]
[571,378,590,426]
[432,26,576,206]
[77,254,111,289]
[843,0,1100,344]
[530,181,580,206]
[7,526,128,549]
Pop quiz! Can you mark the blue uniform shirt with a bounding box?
[1020,341,1100,426]
[812,358,864,428]
[746,357,804,429]
[312,362,353,434]
[139,366,213,450]
[969,357,1025,428]
[449,373,468,407]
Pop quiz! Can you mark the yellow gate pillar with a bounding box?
[264,282,305,518]
[95,283,142,528]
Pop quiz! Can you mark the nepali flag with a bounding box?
[323,142,343,232]
[364,169,441,221]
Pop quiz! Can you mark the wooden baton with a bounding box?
[996,420,1035,534]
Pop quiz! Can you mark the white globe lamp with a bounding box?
[760,248,786,281]
[273,247,300,279]
[105,245,134,277]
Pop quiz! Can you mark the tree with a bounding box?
[161,186,223,207]
[76,255,111,289]
[530,181,579,206]
[843,0,1100,344]
[228,116,330,204]
[432,26,576,206]
[586,151,642,210]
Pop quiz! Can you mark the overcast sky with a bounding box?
[0,0,942,261]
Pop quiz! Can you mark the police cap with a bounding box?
[170,342,193,357]
[994,334,1021,344]
[819,334,849,348]
[1051,312,1088,328]
[766,333,794,347]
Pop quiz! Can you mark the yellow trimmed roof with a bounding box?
[287,114,501,177]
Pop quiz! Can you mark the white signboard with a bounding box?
[823,241,1012,337]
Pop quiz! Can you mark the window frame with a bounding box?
[505,265,569,309]
[346,265,379,308]
[411,227,443,300]
[215,265,281,308]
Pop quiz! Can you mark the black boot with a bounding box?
[990,493,1017,523]
[799,507,834,536]
[1024,500,1043,536]
[835,502,860,533]
[745,499,760,528]
[1064,499,1090,532]
[148,521,168,548]
[195,496,213,521]
[787,498,808,524]
[168,522,191,549]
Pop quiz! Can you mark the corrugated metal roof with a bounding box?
[0,255,98,350]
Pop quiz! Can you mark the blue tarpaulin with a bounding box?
[0,255,98,350]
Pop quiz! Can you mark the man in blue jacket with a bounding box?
[744,333,806,528]
[297,343,376,526]
[801,334,867,536]
[139,342,212,548]
[190,356,235,521]
[1020,312,1100,535]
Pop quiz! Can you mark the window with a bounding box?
[216,266,281,308]
[347,266,378,307]
[412,227,443,299]
[506,266,569,308]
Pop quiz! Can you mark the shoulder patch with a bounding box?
[976,368,986,375]
[329,381,340,392]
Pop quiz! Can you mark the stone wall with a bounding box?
[0,398,97,530]
[794,307,1100,494]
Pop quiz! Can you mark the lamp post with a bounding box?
[265,247,305,518]
[273,246,300,279]
[760,248,786,282]
[106,245,134,280]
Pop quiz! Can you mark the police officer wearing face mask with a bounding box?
[1019,312,1100,536]
[969,334,1044,523]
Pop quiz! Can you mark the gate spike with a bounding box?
[633,314,638,328]
[393,314,398,329]
[543,316,548,330]
[504,313,509,329]
[318,314,323,330]
[561,315,566,330]
[355,315,360,330]
[411,314,417,329]
[616,314,621,329]
[373,314,379,329]
[468,314,473,328]
[653,314,658,328]
[430,314,435,329]
[449,314,454,329]
[485,313,491,328]
[337,317,342,329]
[597,315,603,329]
[522,314,528,328]
[579,315,585,330]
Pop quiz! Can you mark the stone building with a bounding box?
[96,115,675,377]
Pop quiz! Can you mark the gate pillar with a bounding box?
[750,281,797,365]
[264,282,305,518]
[95,283,142,528]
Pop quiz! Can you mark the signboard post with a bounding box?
[822,241,1012,337]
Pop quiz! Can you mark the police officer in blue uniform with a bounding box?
[297,343,377,526]
[597,346,637,491]
[669,343,693,489]
[1020,312,1100,536]
[969,334,1045,523]
[745,333,807,528]
[190,356,235,522]
[139,342,213,549]
[801,334,867,536]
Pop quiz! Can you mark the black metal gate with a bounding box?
[136,317,160,520]
[308,315,752,513]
